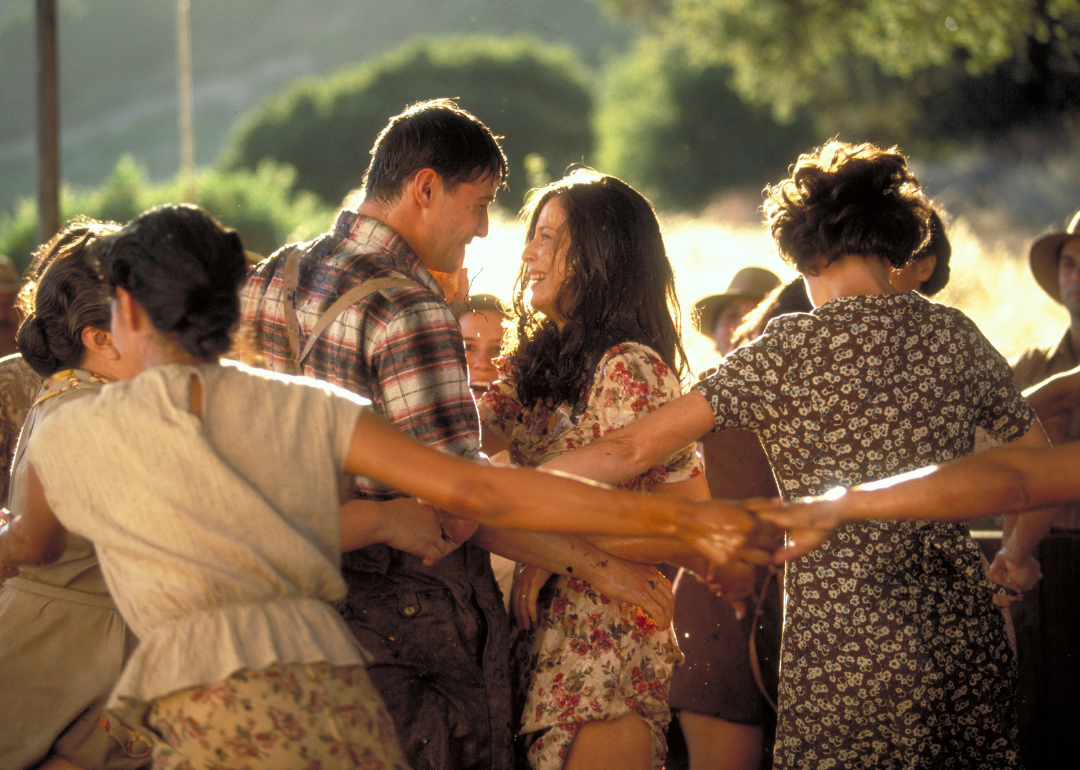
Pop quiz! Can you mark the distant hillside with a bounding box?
[0,0,628,215]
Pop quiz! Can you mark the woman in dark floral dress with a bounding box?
[541,141,1058,769]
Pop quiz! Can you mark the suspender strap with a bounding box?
[282,252,419,373]
[281,250,304,374]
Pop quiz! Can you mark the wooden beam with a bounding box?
[36,0,59,245]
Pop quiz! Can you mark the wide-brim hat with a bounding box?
[1029,210,1080,304]
[693,266,781,335]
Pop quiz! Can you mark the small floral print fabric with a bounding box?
[480,342,701,770]
[695,293,1035,769]
[133,662,408,770]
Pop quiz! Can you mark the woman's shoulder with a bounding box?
[595,341,669,374]
[591,342,676,386]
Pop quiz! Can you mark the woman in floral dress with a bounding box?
[537,142,1059,769]
[479,170,717,770]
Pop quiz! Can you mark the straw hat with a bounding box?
[693,267,781,335]
[1029,210,1080,304]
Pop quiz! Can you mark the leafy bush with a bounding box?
[595,42,816,211]
[220,36,594,211]
[0,156,333,271]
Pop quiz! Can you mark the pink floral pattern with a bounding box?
[480,343,702,770]
[130,662,408,770]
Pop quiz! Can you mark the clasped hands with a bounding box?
[680,493,1042,604]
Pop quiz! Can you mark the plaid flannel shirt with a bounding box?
[239,211,481,500]
[240,212,512,770]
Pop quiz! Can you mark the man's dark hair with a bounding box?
[362,98,508,204]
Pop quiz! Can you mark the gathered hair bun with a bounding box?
[17,313,65,376]
[15,219,117,376]
[95,204,247,360]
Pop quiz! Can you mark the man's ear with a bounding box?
[80,326,120,361]
[411,168,440,209]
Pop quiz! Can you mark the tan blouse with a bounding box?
[27,361,370,707]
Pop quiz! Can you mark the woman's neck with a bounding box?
[803,254,900,308]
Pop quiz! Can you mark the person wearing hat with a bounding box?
[1007,209,1080,770]
[694,267,781,357]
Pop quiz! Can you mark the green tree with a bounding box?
[595,41,814,209]
[221,36,595,211]
[0,157,332,270]
[597,0,1080,141]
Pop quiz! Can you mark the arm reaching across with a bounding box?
[538,390,718,486]
[340,497,460,565]
[344,408,761,565]
[755,425,1076,564]
[472,527,676,627]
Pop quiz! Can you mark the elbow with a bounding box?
[594,434,653,481]
[999,464,1036,514]
[443,469,506,527]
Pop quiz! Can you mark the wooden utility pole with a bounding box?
[36,0,59,244]
[176,0,196,202]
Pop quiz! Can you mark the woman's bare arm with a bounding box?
[0,465,67,570]
[538,391,718,486]
[757,425,1076,563]
[344,409,767,566]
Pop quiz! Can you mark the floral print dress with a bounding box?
[694,293,1035,770]
[479,342,702,770]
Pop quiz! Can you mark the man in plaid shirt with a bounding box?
[240,99,677,770]
[240,100,513,770]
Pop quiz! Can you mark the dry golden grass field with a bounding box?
[465,211,1068,377]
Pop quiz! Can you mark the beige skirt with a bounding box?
[0,577,146,769]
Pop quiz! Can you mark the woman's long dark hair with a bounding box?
[92,204,247,361]
[16,218,120,376]
[504,169,688,410]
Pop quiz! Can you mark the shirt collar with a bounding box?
[333,210,444,297]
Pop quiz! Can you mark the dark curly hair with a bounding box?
[16,218,121,376]
[764,141,932,273]
[915,208,952,296]
[91,204,248,361]
[504,169,688,411]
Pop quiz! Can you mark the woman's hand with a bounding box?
[584,558,675,628]
[340,498,457,566]
[988,549,1043,598]
[748,495,844,563]
[512,564,553,630]
[677,498,778,566]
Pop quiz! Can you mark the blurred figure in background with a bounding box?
[889,207,952,296]
[667,277,811,770]
[460,293,508,397]
[693,267,780,358]
[1007,209,1080,770]
[0,255,23,357]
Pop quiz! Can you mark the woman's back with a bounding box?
[26,361,369,706]
[698,292,1034,498]
[698,291,1033,769]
